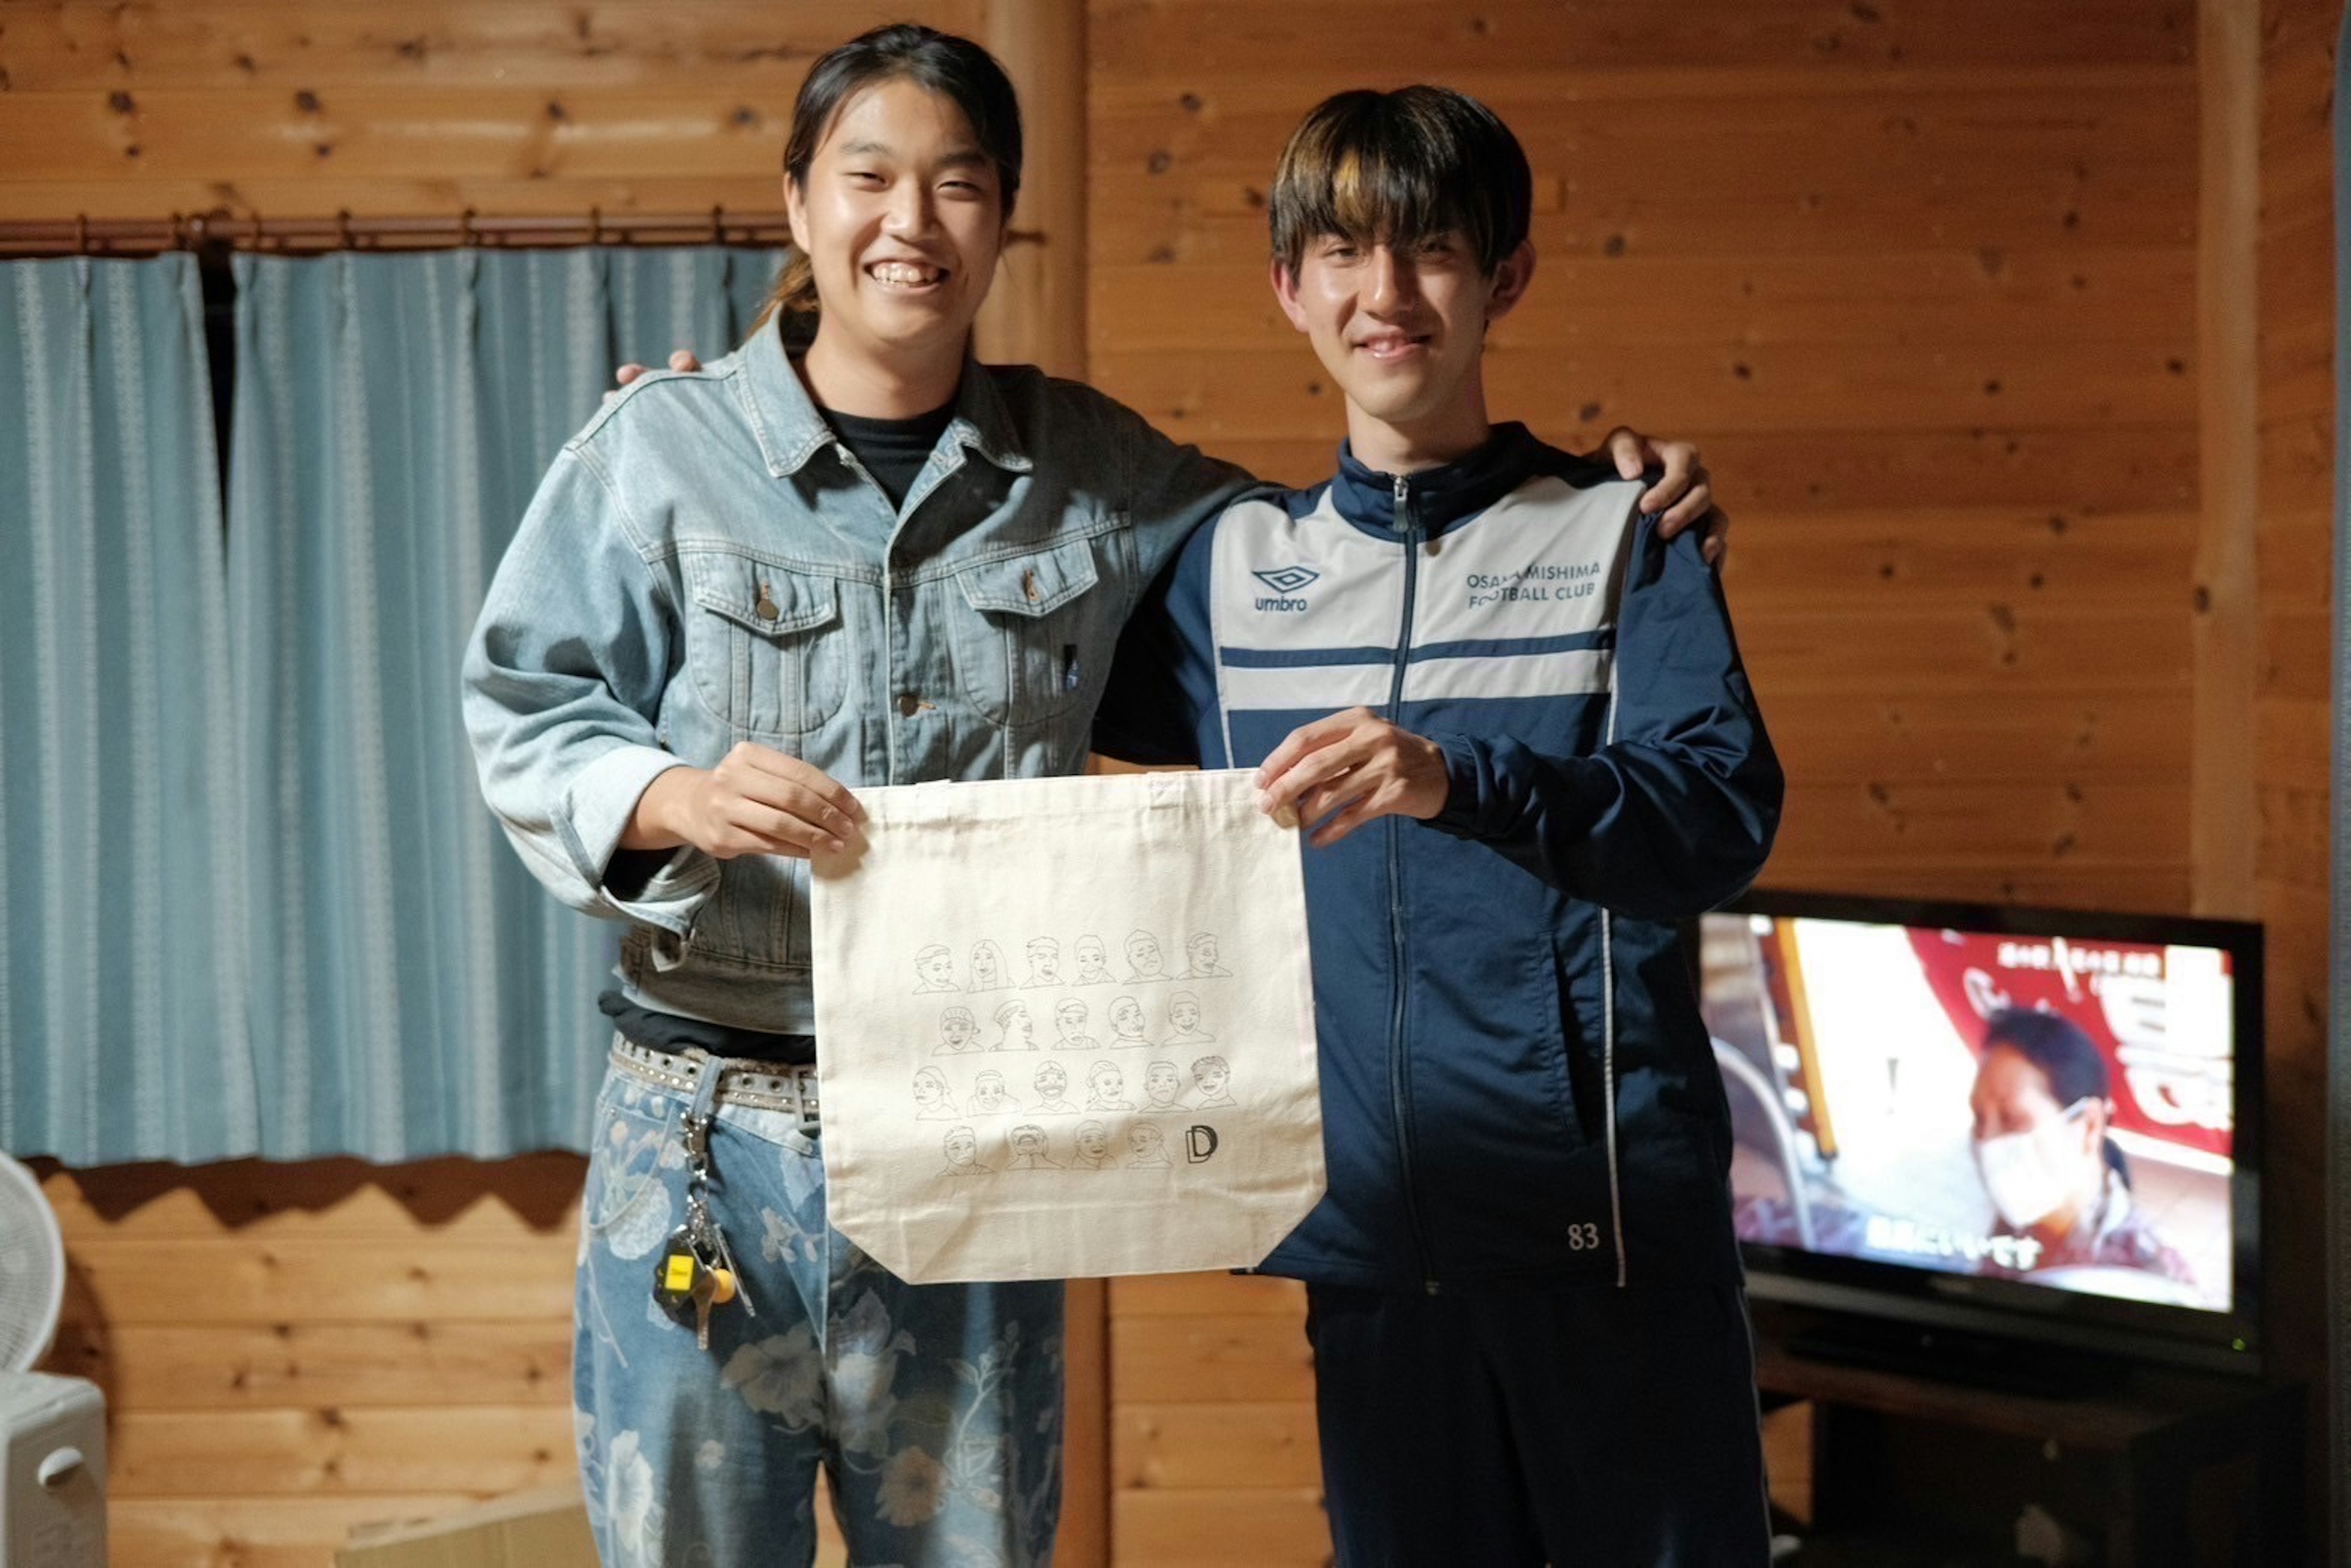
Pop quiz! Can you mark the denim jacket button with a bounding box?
[898,693,920,719]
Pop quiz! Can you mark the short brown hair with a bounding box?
[1269,86,1532,280]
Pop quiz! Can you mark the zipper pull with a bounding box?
[1392,473,1413,536]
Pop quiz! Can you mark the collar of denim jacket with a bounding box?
[738,320,1033,481]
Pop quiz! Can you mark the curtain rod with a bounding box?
[0,208,797,258]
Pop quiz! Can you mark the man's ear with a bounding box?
[1269,254,1312,334]
[1485,239,1537,324]
[784,174,810,256]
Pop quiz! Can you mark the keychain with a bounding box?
[651,1106,754,1349]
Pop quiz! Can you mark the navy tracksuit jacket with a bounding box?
[1093,422,1784,1294]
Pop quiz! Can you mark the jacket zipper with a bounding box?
[1385,472,1438,1294]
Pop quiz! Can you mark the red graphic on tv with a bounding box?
[1904,930,2232,1164]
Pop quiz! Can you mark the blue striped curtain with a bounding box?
[230,246,782,1160]
[0,257,259,1164]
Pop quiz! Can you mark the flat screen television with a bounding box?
[1699,890,2262,1378]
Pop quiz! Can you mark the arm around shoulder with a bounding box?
[1083,388,1267,588]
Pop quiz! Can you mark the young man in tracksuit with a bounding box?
[1095,88,1785,1566]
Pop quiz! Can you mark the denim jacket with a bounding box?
[462,323,1256,1032]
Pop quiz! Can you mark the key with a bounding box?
[691,1266,719,1350]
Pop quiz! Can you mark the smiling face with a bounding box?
[1171,998,1201,1033]
[918,948,953,986]
[1076,1123,1108,1159]
[941,1009,975,1047]
[785,77,1007,372]
[1197,1062,1229,1097]
[1128,1125,1164,1159]
[1272,228,1528,441]
[1034,1063,1067,1097]
[970,943,1000,984]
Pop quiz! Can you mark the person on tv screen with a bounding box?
[1969,1007,2195,1291]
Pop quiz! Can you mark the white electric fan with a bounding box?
[0,1150,106,1567]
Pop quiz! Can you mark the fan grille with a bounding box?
[0,1154,66,1370]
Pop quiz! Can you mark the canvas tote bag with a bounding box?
[809,768,1322,1283]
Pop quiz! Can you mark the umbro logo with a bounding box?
[1251,564,1318,613]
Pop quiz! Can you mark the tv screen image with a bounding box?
[1701,906,2239,1321]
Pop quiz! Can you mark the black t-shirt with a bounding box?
[598,989,815,1066]
[596,400,954,1066]
[826,400,958,512]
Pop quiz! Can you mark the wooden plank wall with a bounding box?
[2255,0,2336,1536]
[0,2,984,222]
[36,1158,587,1568]
[1085,0,2203,915]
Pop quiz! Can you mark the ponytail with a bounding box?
[751,250,820,336]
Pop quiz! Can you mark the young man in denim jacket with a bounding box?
[1095,88,1785,1566]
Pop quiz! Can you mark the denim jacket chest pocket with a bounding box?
[949,534,1123,729]
[679,549,852,740]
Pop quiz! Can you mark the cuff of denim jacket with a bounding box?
[561,744,719,934]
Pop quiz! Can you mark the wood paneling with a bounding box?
[1113,1488,1330,1568]
[2192,0,2262,917]
[1083,4,2207,991]
[35,1158,604,1567]
[2255,0,2336,1548]
[0,4,959,92]
[0,1,986,222]
[37,1158,859,1568]
[1087,2,2197,75]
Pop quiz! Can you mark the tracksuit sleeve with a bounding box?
[1092,522,1222,769]
[1423,517,1783,918]
[460,445,719,934]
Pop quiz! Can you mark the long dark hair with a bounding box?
[1982,1007,2131,1189]
[756,24,1024,331]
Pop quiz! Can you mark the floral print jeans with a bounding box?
[574,1058,1066,1567]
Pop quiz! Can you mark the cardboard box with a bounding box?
[337,1484,598,1568]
